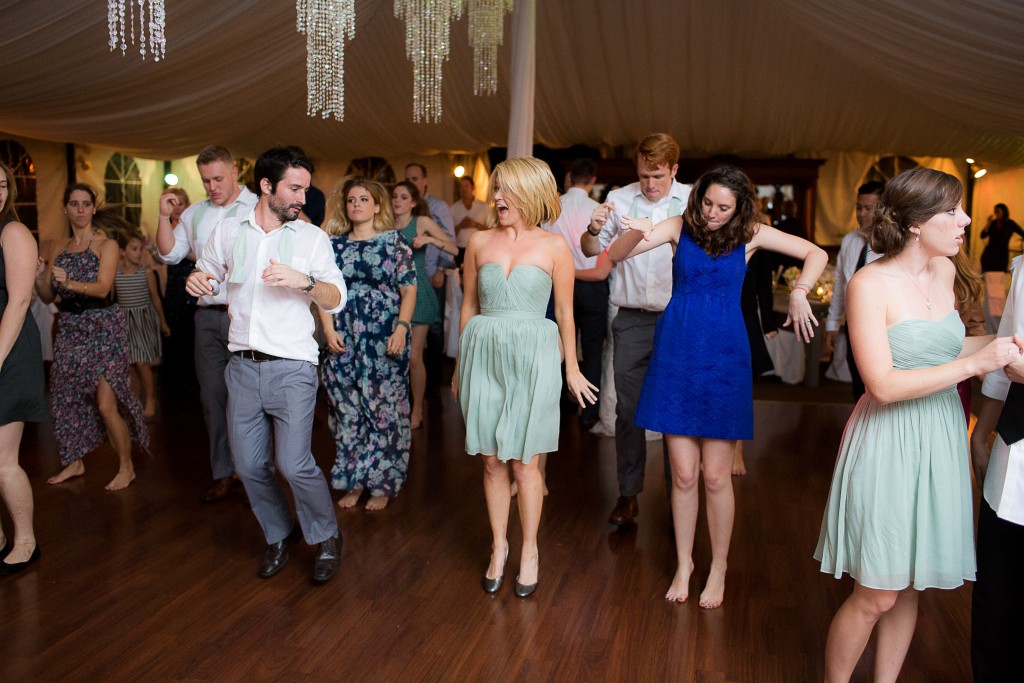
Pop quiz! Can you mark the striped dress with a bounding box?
[115,265,161,364]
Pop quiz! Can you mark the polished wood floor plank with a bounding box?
[0,377,976,682]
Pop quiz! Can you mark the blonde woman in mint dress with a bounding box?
[455,157,597,598]
[814,168,1021,682]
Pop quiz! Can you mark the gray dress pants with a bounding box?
[194,307,234,480]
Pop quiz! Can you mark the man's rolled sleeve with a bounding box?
[310,232,347,315]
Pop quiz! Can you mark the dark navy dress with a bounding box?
[634,226,753,440]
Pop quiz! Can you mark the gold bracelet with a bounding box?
[82,282,88,295]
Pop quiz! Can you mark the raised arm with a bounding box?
[748,224,828,341]
[607,214,682,263]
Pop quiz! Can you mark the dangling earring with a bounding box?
[915,232,919,242]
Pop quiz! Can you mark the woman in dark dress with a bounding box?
[34,184,148,491]
[608,166,827,608]
[0,162,46,574]
[980,203,1024,332]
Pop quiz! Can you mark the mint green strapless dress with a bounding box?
[815,311,976,590]
[458,264,561,462]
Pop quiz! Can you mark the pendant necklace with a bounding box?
[896,258,933,309]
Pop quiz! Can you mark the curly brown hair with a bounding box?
[683,166,759,257]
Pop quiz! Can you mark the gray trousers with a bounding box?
[612,308,669,497]
[194,307,234,480]
[225,355,338,545]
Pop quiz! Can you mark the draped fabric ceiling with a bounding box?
[2,0,1023,166]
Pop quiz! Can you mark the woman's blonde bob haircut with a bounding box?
[489,157,561,228]
[322,177,394,237]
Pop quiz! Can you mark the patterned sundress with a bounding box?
[321,231,416,497]
[115,265,161,364]
[51,246,149,465]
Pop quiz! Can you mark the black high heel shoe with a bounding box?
[0,545,40,576]
[481,546,509,594]
[514,555,538,598]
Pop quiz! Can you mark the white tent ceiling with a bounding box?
[1,0,1023,166]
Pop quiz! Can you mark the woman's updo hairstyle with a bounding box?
[869,168,962,257]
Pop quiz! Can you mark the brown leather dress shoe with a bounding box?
[202,475,238,503]
[258,525,302,579]
[608,495,639,527]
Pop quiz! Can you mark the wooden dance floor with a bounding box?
[1,378,974,682]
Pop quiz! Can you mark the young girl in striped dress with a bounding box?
[115,229,170,418]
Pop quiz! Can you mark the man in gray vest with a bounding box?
[157,145,257,502]
[581,133,690,527]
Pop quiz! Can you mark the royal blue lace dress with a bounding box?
[634,226,752,440]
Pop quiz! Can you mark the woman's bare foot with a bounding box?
[699,565,727,609]
[365,495,389,511]
[143,402,156,419]
[48,460,85,485]
[665,560,695,602]
[337,488,363,509]
[105,467,136,491]
[3,539,37,565]
[410,412,423,430]
[732,443,746,476]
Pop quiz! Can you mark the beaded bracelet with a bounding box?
[791,283,811,294]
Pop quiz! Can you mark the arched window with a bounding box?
[104,152,142,226]
[0,140,38,234]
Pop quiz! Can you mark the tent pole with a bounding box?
[505,0,535,160]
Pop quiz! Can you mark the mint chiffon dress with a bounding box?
[814,311,976,590]
[458,264,561,463]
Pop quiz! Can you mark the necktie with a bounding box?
[997,382,1024,445]
[855,242,869,272]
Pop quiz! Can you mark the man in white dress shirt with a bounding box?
[581,133,690,527]
[824,181,884,400]
[156,145,257,503]
[450,176,489,266]
[186,147,347,583]
[545,158,607,426]
[970,254,1024,682]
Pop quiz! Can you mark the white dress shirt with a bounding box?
[196,209,347,364]
[159,186,258,306]
[450,197,490,249]
[597,180,690,311]
[826,230,882,332]
[981,255,1024,524]
[544,187,600,271]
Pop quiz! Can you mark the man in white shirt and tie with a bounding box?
[581,133,690,527]
[156,145,257,503]
[186,147,347,583]
[970,254,1024,682]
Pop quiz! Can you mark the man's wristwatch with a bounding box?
[302,274,316,292]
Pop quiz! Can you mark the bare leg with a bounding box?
[824,583,901,683]
[512,456,543,586]
[873,588,919,683]
[47,458,85,485]
[0,422,37,564]
[482,456,511,580]
[338,487,363,509]
[732,440,746,476]
[136,362,156,417]
[409,325,428,429]
[666,435,701,602]
[365,495,390,511]
[536,452,549,496]
[97,377,135,491]
[699,438,735,609]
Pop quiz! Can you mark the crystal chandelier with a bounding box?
[467,0,512,96]
[108,0,166,61]
[394,0,464,124]
[297,1,357,121]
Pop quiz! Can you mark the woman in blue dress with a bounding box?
[814,169,1020,681]
[319,178,417,512]
[609,166,827,608]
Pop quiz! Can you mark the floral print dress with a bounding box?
[51,247,149,465]
[322,231,415,497]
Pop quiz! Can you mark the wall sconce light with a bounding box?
[163,160,177,187]
[974,168,987,179]
[454,165,465,178]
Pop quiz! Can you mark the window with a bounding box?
[0,140,38,234]
[104,152,142,226]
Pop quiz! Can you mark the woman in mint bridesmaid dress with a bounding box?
[455,157,597,598]
[813,168,1021,682]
